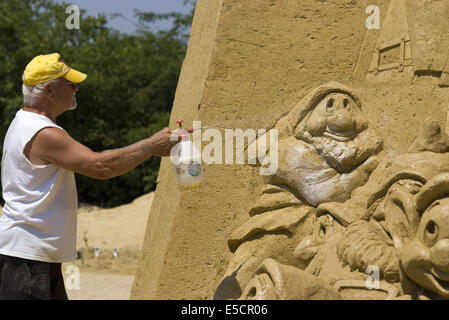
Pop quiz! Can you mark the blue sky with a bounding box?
[53,0,194,34]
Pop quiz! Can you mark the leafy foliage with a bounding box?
[0,0,195,207]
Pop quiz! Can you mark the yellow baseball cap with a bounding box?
[23,53,87,86]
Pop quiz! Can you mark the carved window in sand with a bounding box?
[373,35,408,74]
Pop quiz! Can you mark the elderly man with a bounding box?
[0,53,179,300]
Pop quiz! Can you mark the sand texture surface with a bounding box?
[76,192,154,250]
[64,271,135,300]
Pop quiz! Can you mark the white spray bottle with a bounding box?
[170,120,204,188]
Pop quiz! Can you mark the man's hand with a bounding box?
[147,127,180,157]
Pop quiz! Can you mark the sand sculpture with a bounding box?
[214,82,384,299]
[239,153,449,300]
[217,90,449,299]
[132,0,449,300]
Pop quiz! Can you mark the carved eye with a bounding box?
[343,98,349,109]
[326,98,334,112]
[427,221,436,234]
[425,220,439,247]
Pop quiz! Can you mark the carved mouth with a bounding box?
[431,267,449,282]
[323,130,353,142]
[427,268,449,296]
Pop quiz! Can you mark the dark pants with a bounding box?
[0,254,68,300]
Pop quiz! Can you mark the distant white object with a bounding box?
[112,247,119,258]
[94,247,101,258]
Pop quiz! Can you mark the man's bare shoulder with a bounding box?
[34,126,72,147]
[30,126,98,173]
[30,126,80,164]
[23,127,70,165]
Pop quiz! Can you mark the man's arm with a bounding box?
[30,127,178,180]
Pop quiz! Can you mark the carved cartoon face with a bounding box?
[304,93,368,141]
[400,198,449,298]
[407,199,449,297]
[294,93,381,173]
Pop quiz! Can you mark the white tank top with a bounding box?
[0,109,77,262]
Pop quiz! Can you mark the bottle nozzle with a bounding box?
[174,120,190,141]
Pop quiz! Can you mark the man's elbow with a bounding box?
[83,166,110,180]
[89,154,114,180]
[92,165,114,180]
[92,170,111,180]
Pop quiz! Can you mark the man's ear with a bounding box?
[43,82,55,100]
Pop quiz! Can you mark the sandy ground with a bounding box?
[76,192,154,250]
[0,192,153,300]
[64,271,135,300]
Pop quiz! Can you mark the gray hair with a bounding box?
[22,75,61,106]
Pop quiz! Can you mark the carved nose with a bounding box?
[431,239,449,272]
[328,110,355,134]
